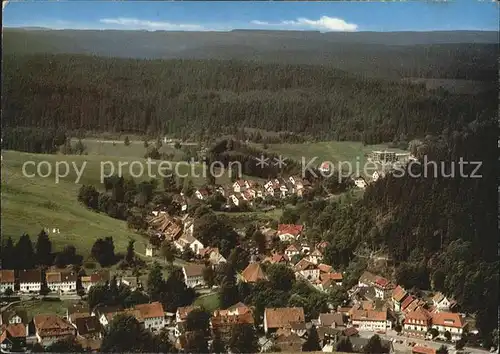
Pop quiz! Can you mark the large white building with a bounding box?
[431,312,466,342]
[46,271,77,293]
[351,310,392,332]
[19,269,42,293]
[134,302,166,333]
[182,263,205,288]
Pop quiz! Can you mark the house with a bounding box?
[66,303,90,325]
[432,292,451,312]
[342,336,393,353]
[175,306,200,337]
[277,224,304,241]
[0,323,27,352]
[318,313,346,328]
[81,270,110,292]
[317,264,333,274]
[134,302,166,332]
[294,258,320,281]
[1,310,28,328]
[233,180,249,193]
[263,253,289,265]
[320,272,343,287]
[240,263,267,283]
[412,346,436,354]
[274,331,304,352]
[118,276,139,291]
[174,233,204,255]
[229,194,243,207]
[263,307,305,334]
[33,314,76,347]
[0,270,15,294]
[182,263,205,288]
[145,243,158,257]
[430,312,466,341]
[18,269,42,293]
[199,247,226,265]
[319,161,332,174]
[401,295,416,312]
[358,271,393,299]
[285,244,300,258]
[195,188,209,200]
[403,308,432,338]
[405,299,426,314]
[211,303,254,339]
[392,285,408,312]
[353,176,368,189]
[92,305,123,328]
[46,270,78,293]
[73,316,102,340]
[307,249,323,264]
[373,277,394,299]
[350,309,392,332]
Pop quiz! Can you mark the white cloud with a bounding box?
[99,17,204,31]
[2,1,9,10]
[250,16,358,32]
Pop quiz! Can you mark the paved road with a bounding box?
[358,330,490,354]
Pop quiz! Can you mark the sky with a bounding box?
[3,0,499,33]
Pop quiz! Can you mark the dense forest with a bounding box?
[286,118,498,343]
[3,29,498,80]
[2,54,497,144]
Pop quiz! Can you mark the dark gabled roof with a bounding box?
[18,269,41,283]
[74,316,102,336]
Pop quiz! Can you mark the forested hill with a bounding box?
[2,54,497,142]
[3,28,498,80]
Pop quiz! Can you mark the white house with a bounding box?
[195,189,209,200]
[432,293,451,312]
[134,302,166,333]
[351,310,392,332]
[81,270,110,292]
[431,312,466,341]
[233,180,249,193]
[46,271,77,293]
[173,233,204,255]
[307,249,323,265]
[403,308,431,339]
[353,177,368,189]
[294,259,320,281]
[277,224,304,242]
[18,269,42,293]
[285,244,300,258]
[0,270,15,294]
[182,264,205,288]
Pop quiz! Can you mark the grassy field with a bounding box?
[255,141,406,166]
[72,138,186,160]
[1,150,232,254]
[194,292,220,312]
[12,299,80,318]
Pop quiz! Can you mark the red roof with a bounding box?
[401,295,415,311]
[412,346,436,354]
[431,312,465,329]
[277,224,303,236]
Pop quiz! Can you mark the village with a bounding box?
[0,196,478,354]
